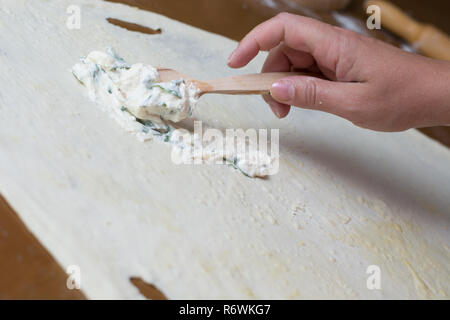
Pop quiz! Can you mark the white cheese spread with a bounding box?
[72,48,198,123]
[72,49,276,177]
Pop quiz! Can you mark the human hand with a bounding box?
[227,13,450,131]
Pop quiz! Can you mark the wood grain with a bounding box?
[0,195,86,300]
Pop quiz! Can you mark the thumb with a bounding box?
[270,76,365,116]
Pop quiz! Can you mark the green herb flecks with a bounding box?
[225,157,251,177]
[90,64,105,82]
[150,79,184,98]
[106,47,130,70]
[72,71,84,86]
[136,118,173,140]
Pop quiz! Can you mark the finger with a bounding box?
[228,13,336,68]
[262,44,315,73]
[270,76,368,118]
[261,44,316,118]
[278,45,315,70]
[261,45,291,74]
[260,46,292,118]
[263,94,291,118]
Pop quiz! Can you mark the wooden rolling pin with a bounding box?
[366,0,450,61]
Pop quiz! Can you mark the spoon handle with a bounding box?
[194,72,320,95]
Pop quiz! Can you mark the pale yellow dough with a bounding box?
[0,0,449,299]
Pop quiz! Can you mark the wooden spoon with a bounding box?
[157,68,318,97]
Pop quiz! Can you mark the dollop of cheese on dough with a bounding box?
[72,49,276,178]
[72,48,199,123]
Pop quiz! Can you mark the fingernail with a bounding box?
[268,101,282,119]
[271,80,294,102]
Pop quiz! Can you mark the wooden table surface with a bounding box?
[0,0,448,299]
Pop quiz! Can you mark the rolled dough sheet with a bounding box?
[0,0,449,299]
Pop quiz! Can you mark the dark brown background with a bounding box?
[1,0,449,299]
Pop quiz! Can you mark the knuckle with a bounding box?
[275,12,292,21]
[336,26,364,46]
[337,26,358,39]
[299,78,319,107]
